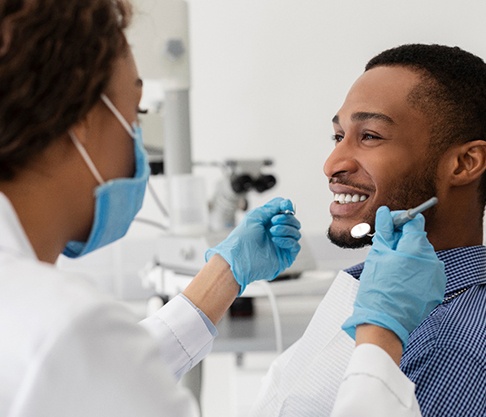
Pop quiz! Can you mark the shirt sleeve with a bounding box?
[331,344,422,417]
[139,294,216,380]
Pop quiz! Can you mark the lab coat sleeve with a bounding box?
[139,294,215,380]
[330,344,422,417]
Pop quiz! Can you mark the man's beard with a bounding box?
[327,162,438,249]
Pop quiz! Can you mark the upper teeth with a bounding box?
[334,193,368,204]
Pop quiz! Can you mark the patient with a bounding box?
[249,44,486,416]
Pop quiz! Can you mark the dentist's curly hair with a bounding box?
[366,44,486,206]
[0,0,132,180]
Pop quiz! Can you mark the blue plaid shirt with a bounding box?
[345,246,486,417]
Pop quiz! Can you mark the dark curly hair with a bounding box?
[365,44,486,206]
[0,0,132,180]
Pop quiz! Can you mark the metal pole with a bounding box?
[164,89,192,175]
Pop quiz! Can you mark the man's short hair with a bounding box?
[366,44,486,206]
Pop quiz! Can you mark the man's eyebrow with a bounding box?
[136,78,143,87]
[352,112,395,124]
[332,112,396,125]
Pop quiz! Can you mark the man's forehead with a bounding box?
[335,66,422,123]
[351,66,420,97]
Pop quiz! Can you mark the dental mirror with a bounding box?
[350,196,439,240]
[350,222,373,239]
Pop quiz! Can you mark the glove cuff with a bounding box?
[205,248,245,296]
[342,307,410,350]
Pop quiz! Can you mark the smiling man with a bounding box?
[250,44,486,417]
[327,67,438,250]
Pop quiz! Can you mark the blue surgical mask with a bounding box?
[63,94,150,258]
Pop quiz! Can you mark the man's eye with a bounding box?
[332,134,344,143]
[137,107,148,114]
[362,133,381,141]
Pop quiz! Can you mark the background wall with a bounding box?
[182,0,486,238]
[119,1,486,272]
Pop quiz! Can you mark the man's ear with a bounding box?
[446,140,486,186]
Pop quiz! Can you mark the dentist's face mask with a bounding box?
[63,94,150,258]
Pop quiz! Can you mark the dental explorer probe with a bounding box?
[279,203,296,216]
[350,196,438,239]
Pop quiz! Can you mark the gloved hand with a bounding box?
[205,197,301,296]
[342,206,446,349]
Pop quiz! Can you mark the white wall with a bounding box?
[59,0,486,302]
[131,0,486,239]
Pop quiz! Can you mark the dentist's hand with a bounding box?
[205,197,301,296]
[342,206,446,349]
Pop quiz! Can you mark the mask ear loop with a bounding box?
[100,94,136,138]
[69,131,105,185]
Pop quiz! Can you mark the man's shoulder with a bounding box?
[403,284,486,367]
[343,262,364,280]
[435,284,486,350]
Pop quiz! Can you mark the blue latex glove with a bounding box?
[342,206,446,349]
[205,197,301,296]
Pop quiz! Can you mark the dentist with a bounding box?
[0,1,300,416]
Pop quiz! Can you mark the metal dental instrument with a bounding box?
[279,203,296,216]
[350,196,438,239]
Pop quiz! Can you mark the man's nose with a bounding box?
[323,140,359,179]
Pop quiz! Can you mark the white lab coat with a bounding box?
[0,193,213,417]
[331,344,422,417]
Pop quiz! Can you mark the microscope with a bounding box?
[208,159,276,231]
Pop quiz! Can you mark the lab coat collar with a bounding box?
[0,193,37,260]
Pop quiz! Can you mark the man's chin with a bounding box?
[327,227,372,249]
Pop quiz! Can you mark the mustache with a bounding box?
[329,177,375,194]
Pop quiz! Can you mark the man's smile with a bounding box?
[329,182,373,218]
[333,192,368,204]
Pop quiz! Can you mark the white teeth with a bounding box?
[333,193,368,204]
